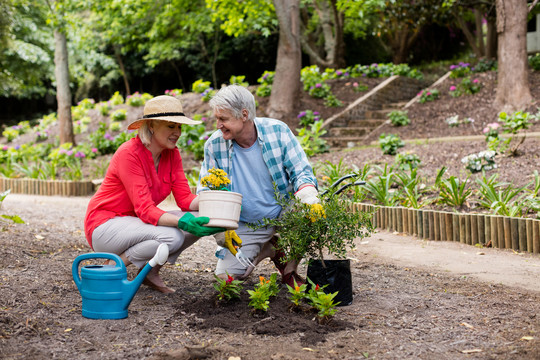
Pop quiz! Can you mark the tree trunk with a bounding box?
[53,29,75,145]
[114,46,131,96]
[474,9,486,56]
[299,0,345,69]
[494,0,532,112]
[486,17,497,59]
[268,0,302,121]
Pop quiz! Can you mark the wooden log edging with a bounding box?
[356,203,540,254]
[0,178,95,196]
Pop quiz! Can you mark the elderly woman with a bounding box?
[84,95,224,293]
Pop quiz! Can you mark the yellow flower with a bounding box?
[259,276,266,284]
[201,168,231,190]
[308,203,326,222]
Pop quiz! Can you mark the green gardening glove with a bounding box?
[177,213,226,237]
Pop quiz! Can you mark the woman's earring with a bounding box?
[150,130,154,135]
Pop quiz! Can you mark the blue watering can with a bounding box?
[72,244,169,319]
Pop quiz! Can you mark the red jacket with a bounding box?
[84,136,196,248]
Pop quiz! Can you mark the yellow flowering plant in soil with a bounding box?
[251,188,374,267]
[200,167,231,190]
[247,274,280,312]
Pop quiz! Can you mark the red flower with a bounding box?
[226,275,234,284]
[315,284,320,291]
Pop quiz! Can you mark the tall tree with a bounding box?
[300,0,346,68]
[46,0,75,144]
[269,0,302,119]
[494,0,532,111]
[447,0,497,59]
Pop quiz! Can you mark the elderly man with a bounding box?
[197,84,320,286]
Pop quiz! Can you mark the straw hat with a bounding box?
[127,95,201,130]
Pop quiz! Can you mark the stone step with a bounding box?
[328,127,369,137]
[346,119,385,128]
[382,101,407,110]
[364,109,394,119]
[324,136,367,148]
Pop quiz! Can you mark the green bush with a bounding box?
[379,133,404,155]
[529,53,540,71]
[110,109,127,122]
[109,91,124,106]
[417,89,440,104]
[192,79,211,94]
[387,110,410,126]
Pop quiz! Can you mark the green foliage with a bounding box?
[97,102,111,116]
[438,176,472,208]
[364,164,396,207]
[324,94,343,108]
[306,278,339,321]
[417,89,440,103]
[449,62,471,78]
[529,53,540,71]
[395,152,421,170]
[177,116,214,161]
[256,70,274,97]
[213,273,243,302]
[192,79,212,94]
[297,110,321,127]
[472,59,497,73]
[201,87,216,102]
[498,111,537,156]
[165,89,183,97]
[251,188,373,264]
[379,133,404,155]
[126,92,152,107]
[449,77,482,97]
[286,278,308,307]
[205,0,277,37]
[88,122,136,155]
[108,91,124,106]
[247,274,280,312]
[296,120,329,157]
[387,110,410,127]
[229,75,248,87]
[476,173,530,217]
[110,109,127,122]
[349,62,423,79]
[394,165,426,209]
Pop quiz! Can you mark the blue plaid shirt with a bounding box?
[197,117,317,197]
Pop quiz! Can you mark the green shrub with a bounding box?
[165,89,183,97]
[449,62,471,78]
[461,150,497,173]
[387,110,410,126]
[379,133,404,155]
[297,110,321,127]
[126,92,145,107]
[110,109,127,122]
[229,75,248,87]
[529,53,540,71]
[417,89,440,104]
[256,71,274,97]
[109,91,124,106]
[296,120,329,157]
[192,79,211,94]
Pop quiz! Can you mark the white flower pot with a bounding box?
[198,190,243,229]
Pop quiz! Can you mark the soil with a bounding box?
[1,194,540,360]
[1,68,540,359]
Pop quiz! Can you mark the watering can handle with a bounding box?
[72,252,125,291]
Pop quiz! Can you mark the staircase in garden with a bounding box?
[321,75,426,149]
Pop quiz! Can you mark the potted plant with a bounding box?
[252,176,374,306]
[199,168,243,229]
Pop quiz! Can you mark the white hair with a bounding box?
[209,84,256,121]
[138,121,153,146]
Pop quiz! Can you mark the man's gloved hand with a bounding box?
[177,213,226,237]
[295,185,320,205]
[215,230,242,256]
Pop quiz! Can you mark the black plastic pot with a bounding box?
[306,259,353,306]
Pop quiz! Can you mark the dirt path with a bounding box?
[353,231,540,293]
[6,194,538,293]
[2,194,540,360]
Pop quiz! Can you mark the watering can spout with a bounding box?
[122,244,169,308]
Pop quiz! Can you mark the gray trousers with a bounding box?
[92,210,198,268]
[215,222,275,275]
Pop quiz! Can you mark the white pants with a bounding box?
[92,210,199,268]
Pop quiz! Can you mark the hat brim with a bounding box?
[127,115,202,130]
